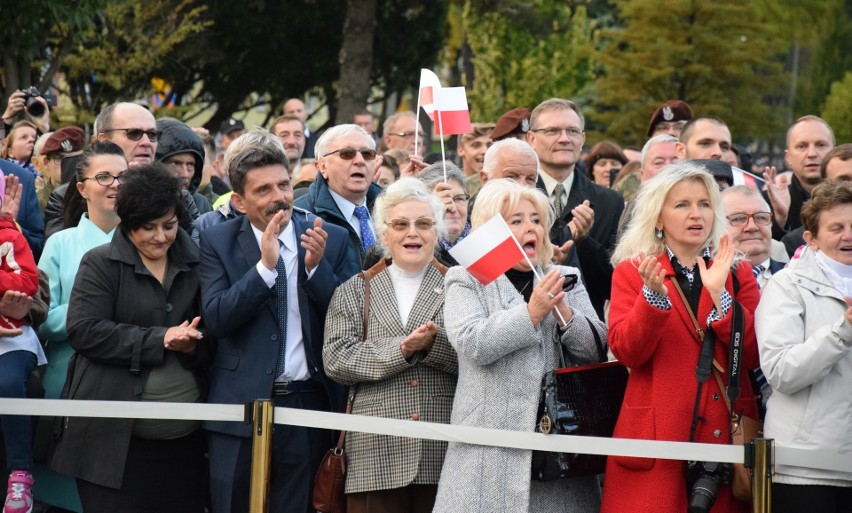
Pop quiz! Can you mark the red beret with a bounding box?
[646,100,694,138]
[42,126,86,155]
[491,108,531,141]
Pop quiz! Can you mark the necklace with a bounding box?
[519,280,533,295]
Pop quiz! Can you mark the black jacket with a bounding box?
[538,171,624,319]
[765,174,810,240]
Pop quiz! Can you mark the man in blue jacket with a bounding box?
[293,124,383,272]
[199,129,356,513]
[0,159,44,259]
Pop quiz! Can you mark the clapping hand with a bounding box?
[164,316,203,353]
[401,321,438,359]
[637,253,668,297]
[697,235,735,312]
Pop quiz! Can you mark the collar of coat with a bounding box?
[107,226,199,272]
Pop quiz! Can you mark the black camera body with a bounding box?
[685,460,733,513]
[21,86,57,117]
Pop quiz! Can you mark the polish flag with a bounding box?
[449,214,525,285]
[433,86,472,136]
[418,69,442,121]
[732,166,766,190]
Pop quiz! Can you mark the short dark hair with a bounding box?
[678,116,728,145]
[75,141,126,182]
[116,163,185,234]
[63,141,127,229]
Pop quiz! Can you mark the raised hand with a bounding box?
[301,217,327,271]
[568,200,594,242]
[763,166,790,227]
[697,235,735,311]
[261,210,286,271]
[637,253,668,296]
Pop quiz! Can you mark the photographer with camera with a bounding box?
[602,162,760,513]
[2,88,53,138]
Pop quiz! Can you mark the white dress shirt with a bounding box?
[328,188,375,242]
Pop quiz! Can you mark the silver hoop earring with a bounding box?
[655,228,663,239]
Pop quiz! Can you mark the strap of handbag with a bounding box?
[331,265,378,452]
[671,277,745,442]
[554,316,607,368]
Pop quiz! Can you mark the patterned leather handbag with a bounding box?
[531,318,629,481]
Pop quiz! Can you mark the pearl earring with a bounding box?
[655,228,663,239]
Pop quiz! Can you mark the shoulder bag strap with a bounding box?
[334,269,375,451]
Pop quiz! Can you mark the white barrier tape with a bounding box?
[0,398,244,422]
[1,398,850,474]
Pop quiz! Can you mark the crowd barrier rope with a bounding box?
[2,398,851,512]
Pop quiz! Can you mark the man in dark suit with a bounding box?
[527,98,624,319]
[198,129,358,513]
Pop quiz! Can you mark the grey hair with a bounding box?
[33,132,53,157]
[640,134,678,169]
[530,98,585,131]
[611,161,726,265]
[314,124,374,159]
[224,128,289,195]
[418,161,465,190]
[382,111,417,138]
[483,138,539,178]
[372,177,447,260]
[721,185,771,212]
[94,103,121,134]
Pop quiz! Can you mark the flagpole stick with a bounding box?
[414,89,421,159]
[506,230,567,326]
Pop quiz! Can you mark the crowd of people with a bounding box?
[0,88,849,513]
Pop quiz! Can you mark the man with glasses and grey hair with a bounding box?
[294,124,384,271]
[527,98,623,319]
[380,111,424,157]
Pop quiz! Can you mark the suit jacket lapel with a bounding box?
[370,270,406,334]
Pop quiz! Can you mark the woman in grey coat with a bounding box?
[433,179,604,513]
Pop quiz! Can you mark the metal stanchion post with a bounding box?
[751,438,774,513]
[249,400,274,513]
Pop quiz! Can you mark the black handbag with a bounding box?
[531,318,629,481]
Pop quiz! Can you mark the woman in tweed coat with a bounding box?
[323,178,458,513]
[433,179,604,513]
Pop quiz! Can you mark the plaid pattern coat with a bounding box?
[323,259,458,494]
[433,264,604,513]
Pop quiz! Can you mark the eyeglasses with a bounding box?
[386,217,436,232]
[323,147,377,161]
[562,273,579,292]
[388,131,417,139]
[530,127,584,139]
[81,171,124,187]
[726,212,772,227]
[452,193,471,204]
[652,121,688,135]
[104,128,158,142]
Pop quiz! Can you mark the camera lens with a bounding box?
[688,477,718,513]
[26,97,45,117]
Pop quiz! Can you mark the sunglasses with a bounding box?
[323,147,377,161]
[386,217,436,232]
[562,273,579,292]
[104,128,158,142]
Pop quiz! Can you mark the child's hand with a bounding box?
[0,290,32,320]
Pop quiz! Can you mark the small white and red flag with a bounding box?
[732,166,766,190]
[418,69,442,121]
[449,214,525,285]
[433,86,472,136]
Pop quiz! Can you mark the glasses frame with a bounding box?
[322,147,378,161]
[561,273,579,292]
[385,217,436,232]
[452,193,471,203]
[529,127,584,139]
[103,128,159,142]
[80,172,124,187]
[726,212,772,227]
[388,131,417,139]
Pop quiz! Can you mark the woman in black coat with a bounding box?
[49,164,208,513]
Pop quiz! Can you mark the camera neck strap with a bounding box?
[671,279,744,441]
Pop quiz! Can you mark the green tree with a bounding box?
[448,0,593,122]
[589,0,787,146]
[821,71,852,143]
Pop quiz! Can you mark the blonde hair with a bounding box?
[611,161,725,265]
[471,178,554,267]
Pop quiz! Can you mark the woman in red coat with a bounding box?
[601,162,760,513]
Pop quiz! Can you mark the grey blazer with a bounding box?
[323,260,458,494]
[433,264,604,513]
